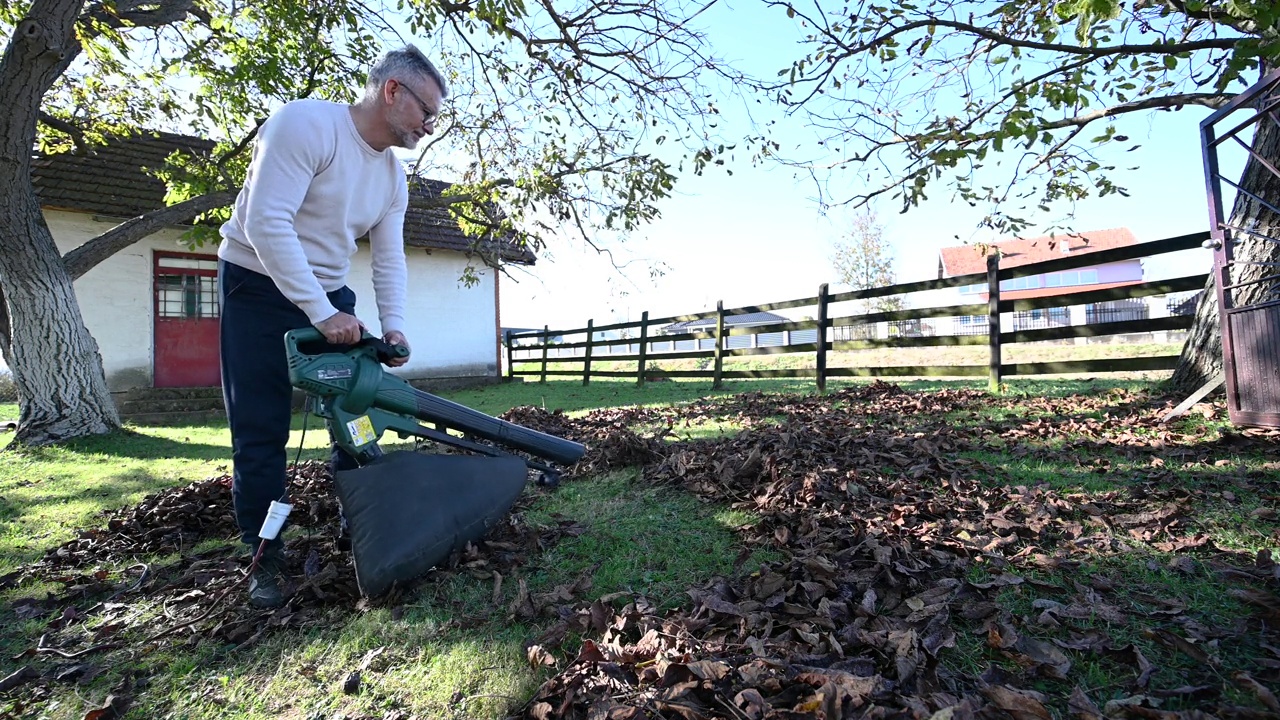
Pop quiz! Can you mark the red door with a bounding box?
[154,252,221,387]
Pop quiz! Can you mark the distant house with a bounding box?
[932,228,1146,334]
[661,311,801,350]
[31,131,534,392]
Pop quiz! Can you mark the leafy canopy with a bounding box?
[758,0,1278,233]
[5,0,739,267]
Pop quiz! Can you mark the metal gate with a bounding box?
[1201,68,1280,428]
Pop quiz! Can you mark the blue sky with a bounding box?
[492,0,1238,332]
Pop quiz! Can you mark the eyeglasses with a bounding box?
[396,80,439,127]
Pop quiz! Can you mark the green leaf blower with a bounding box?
[284,327,585,596]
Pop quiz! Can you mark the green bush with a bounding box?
[0,371,15,402]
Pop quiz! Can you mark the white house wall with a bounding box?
[344,246,499,380]
[45,209,498,390]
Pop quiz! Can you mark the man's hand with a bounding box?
[316,312,364,345]
[383,330,411,367]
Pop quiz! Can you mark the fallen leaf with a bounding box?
[1233,671,1280,711]
[983,685,1051,720]
[1068,686,1102,720]
[82,694,130,720]
[1015,636,1072,678]
[527,644,557,668]
[0,665,37,693]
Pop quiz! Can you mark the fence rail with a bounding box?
[505,232,1210,390]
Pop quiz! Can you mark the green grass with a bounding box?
[524,469,776,610]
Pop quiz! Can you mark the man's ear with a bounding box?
[381,78,398,106]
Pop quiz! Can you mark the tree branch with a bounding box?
[1033,91,1232,131]
[37,112,89,154]
[773,10,1241,62]
[62,190,238,279]
[82,0,204,30]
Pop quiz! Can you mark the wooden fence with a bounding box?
[505,232,1211,391]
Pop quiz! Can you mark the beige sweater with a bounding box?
[219,99,408,333]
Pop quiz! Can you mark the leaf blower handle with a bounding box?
[283,327,409,366]
[359,335,411,366]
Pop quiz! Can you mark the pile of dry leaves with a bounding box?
[511,383,1280,719]
[3,381,1280,719]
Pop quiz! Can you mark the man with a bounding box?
[218,45,448,608]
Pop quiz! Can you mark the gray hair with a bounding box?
[364,45,449,101]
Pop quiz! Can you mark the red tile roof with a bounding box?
[939,227,1138,277]
[32,131,534,264]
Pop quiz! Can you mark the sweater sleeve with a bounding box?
[368,172,410,335]
[240,105,339,325]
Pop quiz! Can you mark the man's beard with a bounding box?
[395,128,420,149]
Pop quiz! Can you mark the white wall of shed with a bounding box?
[33,210,499,389]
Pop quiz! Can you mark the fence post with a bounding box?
[583,319,594,386]
[713,301,725,389]
[540,324,549,384]
[504,330,514,381]
[816,283,830,393]
[636,311,649,386]
[987,254,1002,393]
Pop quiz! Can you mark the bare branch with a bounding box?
[62,190,238,279]
[1034,91,1232,131]
[768,7,1240,65]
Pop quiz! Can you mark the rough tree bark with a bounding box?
[0,1,122,445]
[1171,95,1280,393]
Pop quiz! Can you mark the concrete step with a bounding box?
[122,409,227,426]
[117,396,226,416]
[114,386,225,423]
[116,386,224,401]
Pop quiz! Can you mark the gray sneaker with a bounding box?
[248,541,287,609]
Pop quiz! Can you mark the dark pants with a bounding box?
[219,260,359,545]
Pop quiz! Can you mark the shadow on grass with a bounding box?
[0,467,218,571]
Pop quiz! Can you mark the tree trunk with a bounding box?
[0,1,120,445]
[1170,97,1280,393]
[0,192,121,444]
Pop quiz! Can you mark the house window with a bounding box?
[156,273,219,319]
[999,275,1042,292]
[959,283,985,295]
[1045,269,1100,287]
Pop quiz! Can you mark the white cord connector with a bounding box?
[258,500,293,541]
